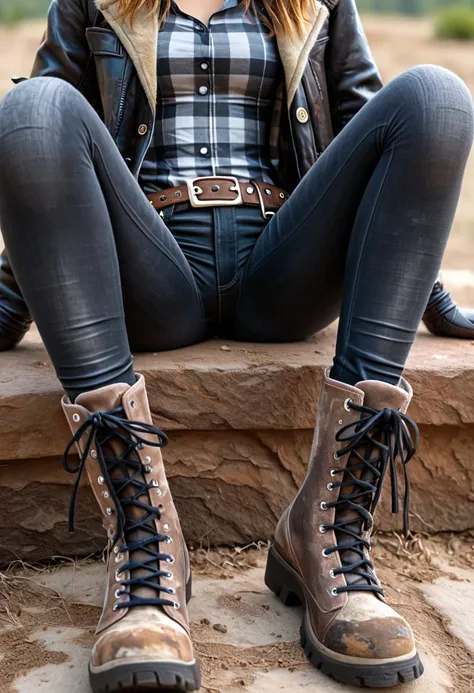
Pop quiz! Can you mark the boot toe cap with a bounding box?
[91,619,194,667]
[323,596,415,660]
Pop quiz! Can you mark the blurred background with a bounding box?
[0,0,473,291]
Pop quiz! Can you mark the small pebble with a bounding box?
[213,623,228,634]
[234,594,242,601]
[200,618,211,626]
[261,603,270,611]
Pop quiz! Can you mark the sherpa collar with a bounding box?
[94,0,329,112]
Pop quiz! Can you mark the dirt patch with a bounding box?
[0,569,99,693]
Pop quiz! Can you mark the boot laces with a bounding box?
[62,408,177,609]
[322,400,419,596]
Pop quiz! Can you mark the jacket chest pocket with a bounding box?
[86,27,127,134]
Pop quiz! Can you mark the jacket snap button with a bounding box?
[296,107,309,124]
[138,124,148,136]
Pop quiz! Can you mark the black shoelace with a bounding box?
[322,400,419,596]
[62,407,177,610]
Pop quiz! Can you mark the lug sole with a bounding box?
[89,660,201,693]
[265,546,424,688]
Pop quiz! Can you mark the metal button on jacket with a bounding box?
[138,124,148,136]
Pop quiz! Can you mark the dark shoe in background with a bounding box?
[423,273,474,338]
[0,248,32,350]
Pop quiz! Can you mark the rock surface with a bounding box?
[1,424,473,564]
[2,326,474,461]
[1,326,474,563]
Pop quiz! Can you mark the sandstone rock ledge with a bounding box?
[0,326,473,564]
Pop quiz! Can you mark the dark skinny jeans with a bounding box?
[0,66,472,401]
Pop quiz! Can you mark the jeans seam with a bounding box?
[92,142,202,301]
[219,206,240,291]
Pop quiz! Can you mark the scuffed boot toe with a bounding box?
[323,597,416,661]
[91,618,195,668]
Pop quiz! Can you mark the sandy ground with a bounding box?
[1,535,474,693]
[0,15,474,268]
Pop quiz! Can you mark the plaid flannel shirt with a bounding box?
[139,0,282,193]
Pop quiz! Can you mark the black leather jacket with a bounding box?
[0,0,471,346]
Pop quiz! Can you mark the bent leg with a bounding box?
[0,78,205,399]
[234,65,473,384]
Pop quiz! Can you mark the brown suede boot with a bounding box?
[265,371,423,688]
[62,375,200,693]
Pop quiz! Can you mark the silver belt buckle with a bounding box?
[187,176,243,208]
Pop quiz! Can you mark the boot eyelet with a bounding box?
[156,489,162,496]
[344,398,353,412]
[113,546,119,554]
[114,589,122,599]
[163,524,170,531]
[106,507,113,516]
[115,569,122,581]
[113,604,119,611]
[72,413,81,423]
[168,587,176,595]
[166,555,175,564]
[152,480,159,487]
[330,587,339,596]
[327,482,334,491]
[338,419,343,425]
[330,469,338,477]
[329,569,338,579]
[103,492,109,499]
[166,537,173,544]
[319,525,327,533]
[333,452,339,460]
[320,501,328,510]
[98,476,105,485]
[322,548,330,558]
[164,572,173,580]
[144,465,153,474]
[174,602,181,609]
[90,449,98,459]
[145,456,152,463]
[137,442,145,450]
[130,401,137,409]
[115,554,124,563]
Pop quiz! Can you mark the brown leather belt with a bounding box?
[146,176,289,219]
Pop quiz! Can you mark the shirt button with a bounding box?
[200,147,209,155]
[196,24,204,32]
[199,86,208,96]
[201,62,209,71]
[296,107,309,124]
[138,124,148,135]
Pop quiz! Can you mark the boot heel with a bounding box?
[265,546,303,607]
